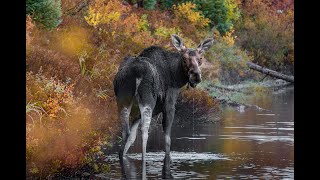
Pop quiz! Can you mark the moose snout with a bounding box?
[193,73,202,83]
[189,70,202,84]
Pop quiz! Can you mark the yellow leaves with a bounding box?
[84,0,128,27]
[85,10,121,27]
[137,14,149,32]
[173,2,210,28]
[30,167,39,174]
[155,26,181,38]
[174,2,197,15]
[131,31,157,48]
[54,26,93,57]
[84,0,141,38]
[222,28,236,47]
[111,12,121,21]
[180,36,197,49]
[84,9,102,27]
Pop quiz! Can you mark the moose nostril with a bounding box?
[189,70,195,75]
[195,74,201,83]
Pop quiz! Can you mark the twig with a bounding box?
[260,74,268,82]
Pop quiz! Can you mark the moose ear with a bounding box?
[197,38,214,54]
[171,34,186,51]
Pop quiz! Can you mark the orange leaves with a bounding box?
[46,97,60,118]
[238,0,294,67]
[84,0,143,43]
[167,2,210,42]
[26,15,35,46]
[26,73,99,176]
[180,88,219,112]
[26,72,74,120]
[121,13,140,36]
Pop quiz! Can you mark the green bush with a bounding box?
[210,29,252,84]
[196,0,240,35]
[26,0,62,29]
[144,0,157,9]
[147,0,239,34]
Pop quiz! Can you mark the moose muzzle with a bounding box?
[188,69,202,88]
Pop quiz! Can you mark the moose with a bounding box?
[113,34,214,161]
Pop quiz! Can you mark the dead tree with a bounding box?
[247,61,294,83]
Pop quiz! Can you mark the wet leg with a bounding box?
[119,103,132,158]
[123,119,140,155]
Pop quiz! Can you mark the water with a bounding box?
[99,87,294,179]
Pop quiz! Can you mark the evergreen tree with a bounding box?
[144,0,157,9]
[26,0,62,29]
[195,0,240,35]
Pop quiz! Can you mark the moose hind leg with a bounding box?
[119,103,133,158]
[123,119,140,155]
[139,105,153,161]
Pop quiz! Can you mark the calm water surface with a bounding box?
[99,87,294,179]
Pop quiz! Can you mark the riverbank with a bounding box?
[198,79,293,112]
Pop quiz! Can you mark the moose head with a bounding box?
[171,34,214,88]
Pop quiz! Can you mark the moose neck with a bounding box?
[138,46,189,89]
[168,52,189,88]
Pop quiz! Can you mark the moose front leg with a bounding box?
[164,107,175,156]
[164,88,179,156]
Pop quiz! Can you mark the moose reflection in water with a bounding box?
[113,33,214,176]
[119,154,173,179]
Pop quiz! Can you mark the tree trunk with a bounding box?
[247,61,294,83]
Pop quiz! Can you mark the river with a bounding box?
[98,86,294,179]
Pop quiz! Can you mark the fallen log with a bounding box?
[207,84,248,94]
[203,87,272,112]
[247,61,294,83]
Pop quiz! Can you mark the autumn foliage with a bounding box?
[236,0,294,74]
[26,0,293,177]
